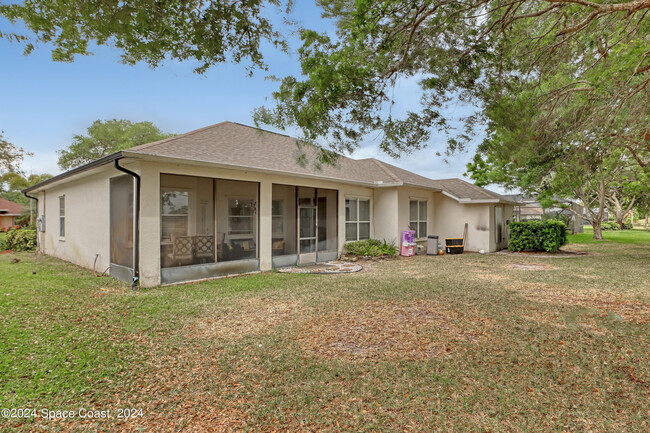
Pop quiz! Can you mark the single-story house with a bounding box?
[0,197,25,230]
[23,122,515,287]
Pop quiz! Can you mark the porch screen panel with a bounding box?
[216,179,258,262]
[160,174,215,268]
[272,185,297,257]
[298,187,317,253]
[110,175,134,268]
[317,188,338,252]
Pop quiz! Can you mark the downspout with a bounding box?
[114,159,140,290]
[23,192,39,249]
[23,192,38,222]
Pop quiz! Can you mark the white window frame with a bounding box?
[160,188,191,244]
[58,195,65,239]
[409,198,428,239]
[271,199,284,236]
[345,197,371,242]
[227,195,256,238]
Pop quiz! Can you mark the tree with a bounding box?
[0,172,53,206]
[605,165,647,229]
[255,1,650,161]
[0,0,290,74]
[1,172,53,225]
[57,119,173,170]
[0,132,30,173]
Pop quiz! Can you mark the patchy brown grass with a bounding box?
[505,263,557,270]
[513,281,650,323]
[295,301,493,361]
[187,298,311,340]
[2,233,649,432]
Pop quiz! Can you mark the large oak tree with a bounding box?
[0,0,291,73]
[254,0,649,162]
[57,119,173,170]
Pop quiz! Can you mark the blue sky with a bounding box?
[0,2,504,192]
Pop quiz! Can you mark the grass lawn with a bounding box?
[569,226,650,245]
[1,233,649,432]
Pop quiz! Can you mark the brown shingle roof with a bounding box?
[127,122,391,185]
[26,121,512,204]
[0,197,25,215]
[434,178,516,203]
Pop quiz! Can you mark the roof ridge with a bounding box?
[130,121,232,152]
[369,159,403,183]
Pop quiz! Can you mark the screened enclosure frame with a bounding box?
[159,173,260,284]
[271,184,338,268]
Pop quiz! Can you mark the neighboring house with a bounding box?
[506,194,584,234]
[0,197,25,230]
[23,122,515,287]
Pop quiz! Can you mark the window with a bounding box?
[409,199,427,238]
[161,190,189,242]
[59,195,65,238]
[345,198,370,241]
[272,199,284,234]
[228,198,254,234]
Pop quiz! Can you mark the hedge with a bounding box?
[509,220,568,253]
[3,228,37,251]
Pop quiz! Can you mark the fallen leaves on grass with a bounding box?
[187,298,310,340]
[296,300,493,361]
[505,263,557,271]
[514,282,650,323]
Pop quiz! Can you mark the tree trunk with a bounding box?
[592,220,603,240]
[616,218,625,230]
[646,213,648,228]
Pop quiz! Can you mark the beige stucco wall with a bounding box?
[432,193,492,252]
[397,186,435,248]
[37,167,117,272]
[371,187,398,243]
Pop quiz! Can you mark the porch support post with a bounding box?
[259,180,273,271]
[337,191,346,255]
[139,162,161,287]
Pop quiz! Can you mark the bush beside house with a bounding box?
[2,228,37,251]
[344,239,398,257]
[509,220,568,253]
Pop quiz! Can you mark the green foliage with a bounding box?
[0,233,7,251]
[509,220,568,253]
[0,132,31,172]
[3,228,37,251]
[0,172,53,206]
[601,222,620,231]
[602,221,633,231]
[14,208,32,227]
[257,0,650,163]
[0,0,289,74]
[57,119,174,170]
[344,239,397,257]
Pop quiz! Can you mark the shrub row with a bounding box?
[1,228,37,251]
[509,220,567,253]
[601,221,633,231]
[344,239,397,257]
